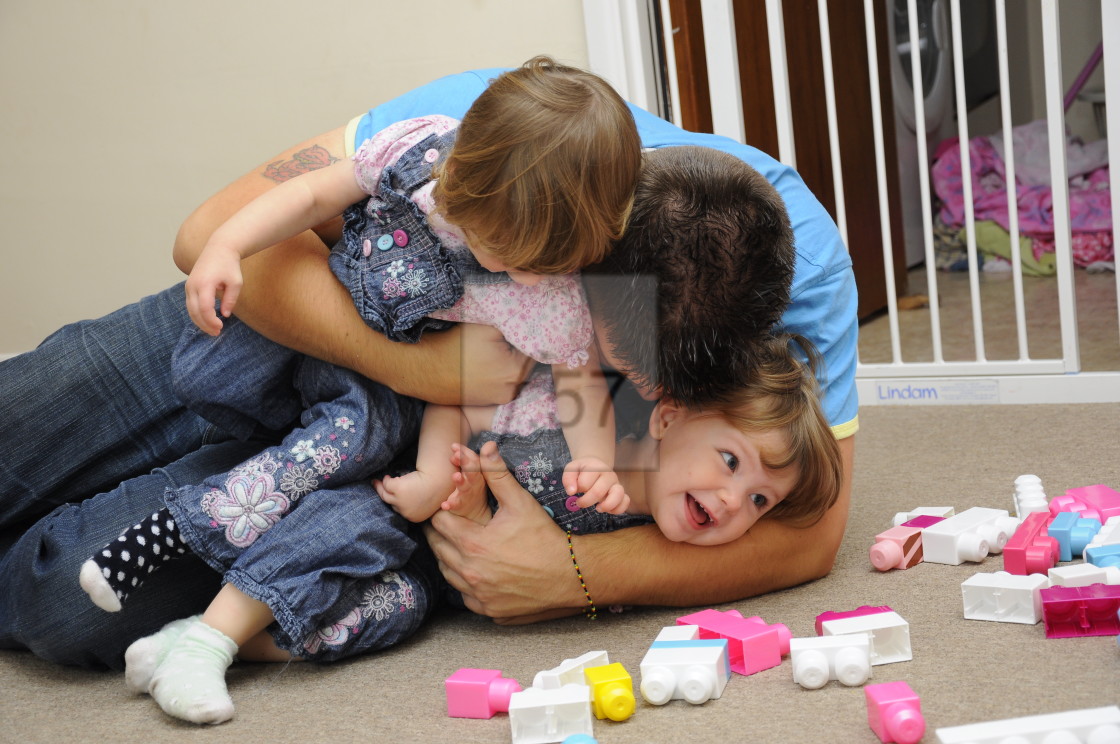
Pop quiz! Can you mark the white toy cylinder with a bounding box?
[639,667,674,706]
[678,665,716,705]
[792,649,829,690]
[833,646,870,686]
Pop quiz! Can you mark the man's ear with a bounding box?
[648,397,684,440]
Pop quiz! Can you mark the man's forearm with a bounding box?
[574,435,855,607]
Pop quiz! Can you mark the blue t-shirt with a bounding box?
[346,69,859,437]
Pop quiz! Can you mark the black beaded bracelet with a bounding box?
[566,529,597,619]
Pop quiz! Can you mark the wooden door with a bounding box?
[665,0,908,319]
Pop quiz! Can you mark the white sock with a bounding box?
[149,620,238,725]
[79,559,122,612]
[123,615,200,694]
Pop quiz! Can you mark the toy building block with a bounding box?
[533,651,610,690]
[1087,543,1120,570]
[1048,562,1120,587]
[639,626,731,706]
[900,514,946,529]
[920,507,1020,565]
[1002,511,1059,576]
[509,684,594,744]
[865,681,925,744]
[814,605,893,636]
[961,571,1049,625]
[1041,583,1120,638]
[892,506,954,527]
[870,526,925,571]
[789,634,871,689]
[1048,511,1102,562]
[819,609,912,665]
[934,705,1120,744]
[1012,473,1049,518]
[445,668,521,719]
[1049,484,1120,523]
[582,663,635,722]
[561,736,598,744]
[1087,516,1120,548]
[676,609,790,676]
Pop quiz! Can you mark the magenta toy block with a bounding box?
[1048,511,1102,562]
[900,514,946,529]
[1041,584,1120,638]
[865,681,925,744]
[445,668,521,719]
[1048,484,1120,523]
[1003,511,1059,576]
[870,526,924,571]
[814,605,892,636]
[676,609,790,676]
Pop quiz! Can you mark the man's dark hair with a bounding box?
[584,145,795,405]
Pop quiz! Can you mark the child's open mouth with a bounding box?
[686,494,713,527]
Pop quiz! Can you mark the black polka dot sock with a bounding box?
[79,508,189,612]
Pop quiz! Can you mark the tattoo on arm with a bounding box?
[262,145,338,183]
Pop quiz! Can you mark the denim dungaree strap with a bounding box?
[329,129,466,343]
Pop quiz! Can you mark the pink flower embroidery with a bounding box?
[304,607,363,654]
[201,472,290,548]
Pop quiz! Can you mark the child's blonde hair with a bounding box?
[433,56,641,274]
[703,333,842,528]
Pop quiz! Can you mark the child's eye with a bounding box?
[721,451,738,471]
[750,493,768,508]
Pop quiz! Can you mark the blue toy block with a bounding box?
[1049,512,1102,562]
[1086,542,1120,569]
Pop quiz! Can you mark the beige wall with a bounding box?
[0,1,588,354]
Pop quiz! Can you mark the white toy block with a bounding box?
[819,610,912,665]
[1048,562,1120,587]
[639,629,731,706]
[533,651,609,690]
[935,704,1120,744]
[1086,516,1120,550]
[892,506,956,527]
[961,571,1050,624]
[1013,474,1049,518]
[509,684,594,744]
[921,507,1021,565]
[789,635,871,690]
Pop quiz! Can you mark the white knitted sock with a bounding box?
[123,615,200,694]
[148,620,238,724]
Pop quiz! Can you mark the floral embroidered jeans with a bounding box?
[168,317,446,661]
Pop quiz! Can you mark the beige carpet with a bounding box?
[4,403,1119,744]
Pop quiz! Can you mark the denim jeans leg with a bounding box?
[0,438,265,670]
[0,283,218,528]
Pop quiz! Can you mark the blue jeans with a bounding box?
[0,285,258,668]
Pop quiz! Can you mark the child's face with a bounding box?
[645,403,797,547]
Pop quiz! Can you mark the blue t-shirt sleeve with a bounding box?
[350,70,859,435]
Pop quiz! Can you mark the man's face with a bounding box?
[589,305,660,401]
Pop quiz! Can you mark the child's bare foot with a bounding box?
[440,444,492,524]
[373,472,444,523]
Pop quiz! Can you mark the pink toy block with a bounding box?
[900,514,946,529]
[445,668,521,719]
[1041,583,1120,639]
[814,605,892,636]
[676,609,790,676]
[865,681,925,744]
[1002,511,1059,576]
[870,526,924,571]
[1048,484,1120,523]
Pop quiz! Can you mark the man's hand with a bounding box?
[454,324,536,406]
[423,441,581,622]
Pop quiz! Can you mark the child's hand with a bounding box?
[185,244,244,336]
[563,457,630,515]
[441,443,493,525]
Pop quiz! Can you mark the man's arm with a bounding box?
[172,127,530,406]
[426,434,855,621]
